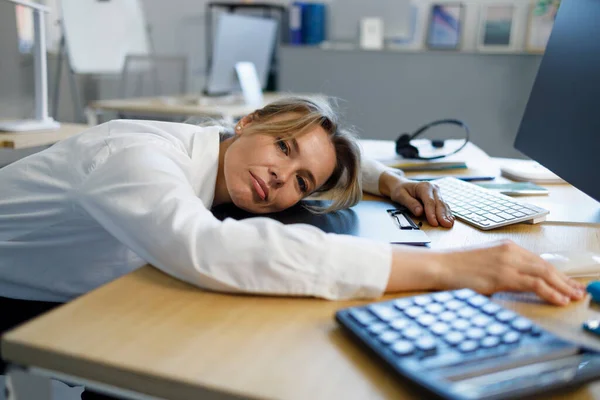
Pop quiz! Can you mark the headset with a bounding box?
[395,119,471,160]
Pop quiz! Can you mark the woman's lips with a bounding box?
[250,172,269,201]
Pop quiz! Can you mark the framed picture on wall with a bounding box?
[477,4,518,52]
[426,3,464,50]
[526,0,561,53]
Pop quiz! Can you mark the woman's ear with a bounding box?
[235,114,254,135]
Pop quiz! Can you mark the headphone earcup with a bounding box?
[396,134,420,159]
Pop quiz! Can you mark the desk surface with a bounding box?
[0,123,87,149]
[88,92,313,119]
[3,181,600,400]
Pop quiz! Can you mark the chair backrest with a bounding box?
[120,54,188,98]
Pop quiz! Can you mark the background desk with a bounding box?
[3,179,600,399]
[86,92,313,126]
[0,123,87,150]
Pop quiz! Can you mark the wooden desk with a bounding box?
[0,123,87,150]
[3,165,600,399]
[86,93,314,126]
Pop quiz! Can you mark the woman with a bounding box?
[0,96,584,321]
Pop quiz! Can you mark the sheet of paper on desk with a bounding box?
[358,139,492,171]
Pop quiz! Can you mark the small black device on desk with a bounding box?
[336,289,600,400]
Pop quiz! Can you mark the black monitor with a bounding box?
[514,0,600,222]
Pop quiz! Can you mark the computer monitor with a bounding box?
[514,0,600,223]
[205,13,278,96]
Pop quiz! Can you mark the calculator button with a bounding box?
[530,326,543,337]
[432,292,454,303]
[502,331,521,344]
[511,318,533,332]
[439,311,457,322]
[454,289,476,300]
[445,300,466,311]
[378,330,401,344]
[405,306,425,318]
[402,326,424,340]
[367,322,388,335]
[481,336,501,348]
[496,310,517,322]
[369,304,402,321]
[416,314,437,327]
[444,331,465,346]
[391,340,415,356]
[349,309,376,326]
[425,303,445,315]
[415,337,437,354]
[467,295,489,308]
[466,328,486,340]
[451,319,471,331]
[393,298,413,310]
[389,318,411,331]
[472,315,492,327]
[459,340,479,353]
[481,303,502,315]
[457,307,478,319]
[487,323,508,336]
[413,295,433,306]
[430,322,451,336]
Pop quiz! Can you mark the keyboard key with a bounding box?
[349,309,376,326]
[367,322,388,335]
[405,306,425,318]
[430,322,451,336]
[378,330,401,344]
[454,289,476,300]
[425,303,445,315]
[390,340,415,356]
[459,340,479,353]
[444,331,465,346]
[481,303,502,315]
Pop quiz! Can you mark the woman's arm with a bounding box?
[385,241,586,306]
[361,157,454,227]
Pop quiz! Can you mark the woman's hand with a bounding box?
[379,172,454,228]
[386,240,586,306]
[435,240,586,306]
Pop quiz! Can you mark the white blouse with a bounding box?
[0,120,392,302]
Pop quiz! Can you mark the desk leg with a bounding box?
[6,367,53,400]
[85,108,99,126]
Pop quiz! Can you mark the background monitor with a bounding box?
[205,13,277,96]
[514,0,600,220]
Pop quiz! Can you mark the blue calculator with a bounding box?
[335,289,600,399]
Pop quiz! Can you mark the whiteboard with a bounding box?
[60,0,149,74]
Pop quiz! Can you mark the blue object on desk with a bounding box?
[587,281,600,303]
[411,175,495,182]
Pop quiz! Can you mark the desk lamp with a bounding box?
[0,0,60,132]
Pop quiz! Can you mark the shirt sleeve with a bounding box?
[75,145,392,300]
[361,157,401,195]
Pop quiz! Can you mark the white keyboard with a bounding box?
[434,177,549,230]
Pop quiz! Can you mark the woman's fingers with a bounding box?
[509,273,572,306]
[433,188,454,228]
[415,183,440,226]
[395,188,424,216]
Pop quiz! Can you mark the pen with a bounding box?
[410,176,496,182]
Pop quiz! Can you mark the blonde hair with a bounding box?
[217,96,363,214]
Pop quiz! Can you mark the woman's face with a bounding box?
[223,121,337,214]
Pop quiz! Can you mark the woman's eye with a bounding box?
[276,139,289,155]
[297,176,308,193]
